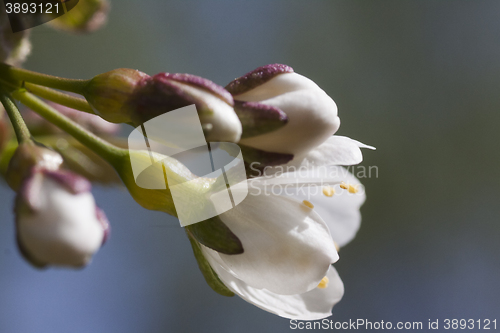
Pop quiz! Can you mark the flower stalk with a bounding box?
[0,88,31,143]
[23,83,95,114]
[0,62,88,94]
[11,89,125,165]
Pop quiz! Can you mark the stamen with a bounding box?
[317,276,329,289]
[334,241,340,252]
[302,200,314,209]
[322,186,335,197]
[340,182,359,193]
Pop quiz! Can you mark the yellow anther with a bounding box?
[340,182,359,193]
[317,276,329,289]
[322,186,335,197]
[348,184,359,194]
[302,200,314,209]
[334,241,340,252]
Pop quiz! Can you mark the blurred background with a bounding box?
[1,0,500,332]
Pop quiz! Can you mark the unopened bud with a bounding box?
[6,142,63,191]
[128,73,242,142]
[83,68,150,123]
[15,169,109,268]
[84,70,242,143]
[227,64,340,156]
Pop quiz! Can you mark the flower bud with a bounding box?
[128,73,242,142]
[15,169,109,268]
[226,64,340,156]
[84,70,242,143]
[48,0,110,33]
[6,142,63,191]
[83,68,150,123]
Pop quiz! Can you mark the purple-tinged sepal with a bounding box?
[6,142,63,192]
[95,207,110,245]
[234,101,288,139]
[226,64,294,96]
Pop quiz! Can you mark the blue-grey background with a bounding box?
[1,1,500,332]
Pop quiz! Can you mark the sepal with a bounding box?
[83,68,150,123]
[6,142,63,191]
[226,64,294,96]
[186,216,244,255]
[186,230,234,297]
[234,101,288,139]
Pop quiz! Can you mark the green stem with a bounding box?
[0,63,88,94]
[0,89,31,143]
[24,83,95,114]
[0,77,95,114]
[12,89,126,165]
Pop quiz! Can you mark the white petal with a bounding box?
[312,192,363,247]
[249,166,365,247]
[238,74,340,156]
[286,167,365,247]
[17,177,104,267]
[205,252,344,321]
[273,136,375,171]
[207,192,338,295]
